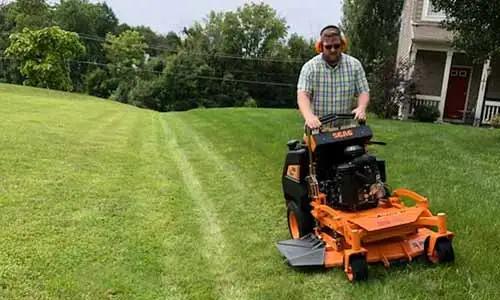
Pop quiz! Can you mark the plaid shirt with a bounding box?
[297,53,370,118]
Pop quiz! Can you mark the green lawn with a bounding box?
[1,83,499,299]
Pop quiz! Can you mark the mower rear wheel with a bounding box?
[287,201,314,239]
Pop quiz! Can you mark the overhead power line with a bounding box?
[0,31,311,64]
[0,56,296,88]
[67,59,296,87]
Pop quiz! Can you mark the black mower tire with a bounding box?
[286,201,314,239]
[424,236,455,263]
[348,254,368,282]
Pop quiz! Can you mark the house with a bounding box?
[396,0,500,126]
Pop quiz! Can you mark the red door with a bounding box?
[444,67,470,119]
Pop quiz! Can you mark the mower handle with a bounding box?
[319,113,356,124]
[305,113,365,134]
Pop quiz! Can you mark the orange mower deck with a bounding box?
[277,188,455,281]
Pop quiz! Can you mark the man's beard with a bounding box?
[324,53,340,65]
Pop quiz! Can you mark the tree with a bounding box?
[431,0,500,62]
[5,26,86,91]
[180,2,294,108]
[103,29,147,102]
[123,25,180,57]
[340,0,405,117]
[6,0,52,31]
[340,0,404,74]
[52,0,120,91]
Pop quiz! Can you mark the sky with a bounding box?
[88,0,343,39]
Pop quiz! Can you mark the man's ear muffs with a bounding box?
[315,25,348,53]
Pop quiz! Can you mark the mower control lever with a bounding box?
[318,113,355,124]
[305,113,368,135]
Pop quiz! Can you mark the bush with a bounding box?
[413,104,440,122]
[128,78,164,111]
[490,114,500,128]
[367,56,418,119]
[243,97,258,108]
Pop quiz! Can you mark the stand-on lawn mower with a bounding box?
[276,113,455,282]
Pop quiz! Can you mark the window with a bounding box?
[422,0,446,21]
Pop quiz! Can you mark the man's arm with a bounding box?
[297,64,321,129]
[352,61,370,119]
[357,91,369,109]
[297,91,314,119]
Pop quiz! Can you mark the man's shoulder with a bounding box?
[301,54,324,70]
[341,54,363,69]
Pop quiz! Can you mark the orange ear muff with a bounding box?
[315,39,322,53]
[341,36,348,52]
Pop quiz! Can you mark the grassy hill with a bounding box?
[1,83,499,299]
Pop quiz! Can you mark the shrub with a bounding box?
[367,56,418,119]
[243,97,258,108]
[413,104,440,122]
[490,114,500,128]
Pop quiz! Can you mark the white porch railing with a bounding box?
[482,100,500,124]
[409,95,440,116]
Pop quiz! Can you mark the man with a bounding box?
[297,25,370,129]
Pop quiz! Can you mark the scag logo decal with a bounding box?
[333,129,353,139]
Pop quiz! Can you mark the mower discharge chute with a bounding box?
[276,113,455,282]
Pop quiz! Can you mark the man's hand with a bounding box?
[305,113,322,129]
[352,105,367,120]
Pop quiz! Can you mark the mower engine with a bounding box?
[320,145,386,211]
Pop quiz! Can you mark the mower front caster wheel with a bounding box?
[347,255,368,282]
[424,237,455,264]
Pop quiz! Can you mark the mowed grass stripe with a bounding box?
[152,114,217,300]
[159,114,248,300]
[1,105,179,298]
[163,112,352,299]
[1,89,196,299]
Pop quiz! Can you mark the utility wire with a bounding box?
[0,30,310,64]
[0,56,297,87]
[0,31,306,77]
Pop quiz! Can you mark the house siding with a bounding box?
[412,25,453,42]
[486,57,500,99]
[413,0,424,22]
[396,0,415,63]
[411,0,453,42]
[414,50,446,95]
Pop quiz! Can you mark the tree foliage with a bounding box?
[6,0,52,31]
[341,0,406,118]
[341,0,404,75]
[5,26,85,91]
[431,0,500,62]
[0,1,318,111]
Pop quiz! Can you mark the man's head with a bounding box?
[317,25,343,64]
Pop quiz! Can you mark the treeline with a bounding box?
[0,0,408,116]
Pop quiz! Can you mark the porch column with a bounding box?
[438,50,453,121]
[474,58,491,126]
